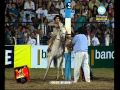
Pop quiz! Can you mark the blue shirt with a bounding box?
[72,34,88,52]
[9,8,19,17]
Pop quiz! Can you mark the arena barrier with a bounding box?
[88,46,114,68]
[5,45,114,68]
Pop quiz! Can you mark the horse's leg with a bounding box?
[56,56,63,80]
[61,56,64,79]
[43,55,53,80]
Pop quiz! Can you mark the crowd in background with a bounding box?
[5,0,114,46]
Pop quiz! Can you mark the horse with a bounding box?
[43,27,66,80]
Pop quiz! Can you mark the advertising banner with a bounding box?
[14,45,31,68]
[31,45,75,68]
[5,45,114,68]
[31,45,54,68]
[5,45,14,68]
[88,46,114,68]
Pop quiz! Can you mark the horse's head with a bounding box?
[59,27,66,41]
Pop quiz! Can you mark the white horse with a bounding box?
[43,27,66,80]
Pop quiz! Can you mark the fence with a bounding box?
[5,45,114,68]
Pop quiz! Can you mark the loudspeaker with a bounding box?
[14,65,30,83]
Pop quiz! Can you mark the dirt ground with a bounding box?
[5,68,114,90]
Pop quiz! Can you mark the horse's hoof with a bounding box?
[62,76,65,80]
[56,76,59,80]
[43,77,46,81]
[56,78,59,80]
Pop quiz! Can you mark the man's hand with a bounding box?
[54,24,60,28]
[47,47,51,52]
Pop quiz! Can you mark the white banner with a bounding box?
[31,45,74,68]
[31,45,54,68]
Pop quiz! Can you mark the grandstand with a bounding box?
[5,0,114,46]
[5,0,114,89]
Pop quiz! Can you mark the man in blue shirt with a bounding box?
[72,28,90,83]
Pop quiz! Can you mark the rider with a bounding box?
[47,15,65,52]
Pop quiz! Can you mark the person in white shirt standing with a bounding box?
[91,33,100,46]
[24,0,35,21]
[27,32,36,45]
[104,29,110,46]
[36,5,48,19]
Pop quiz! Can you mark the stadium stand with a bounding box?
[5,0,114,46]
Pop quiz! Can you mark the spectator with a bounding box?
[48,4,58,14]
[91,33,100,46]
[27,32,37,45]
[91,5,98,17]
[100,0,108,8]
[16,26,25,44]
[37,17,49,45]
[9,3,19,22]
[24,0,35,10]
[75,0,82,14]
[22,26,30,44]
[24,0,35,20]
[55,0,64,10]
[31,17,39,29]
[5,27,12,45]
[36,5,42,19]
[98,24,106,45]
[22,14,32,26]
[71,0,76,9]
[107,4,114,17]
[40,17,49,36]
[6,2,12,13]
[16,0,24,11]
[36,5,48,19]
[47,0,52,11]
[104,29,110,46]
[85,24,91,46]
[81,5,89,17]
[74,14,86,31]
[60,8,65,18]
[11,27,17,45]
[40,4,48,19]
[19,9,24,22]
[89,0,100,10]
